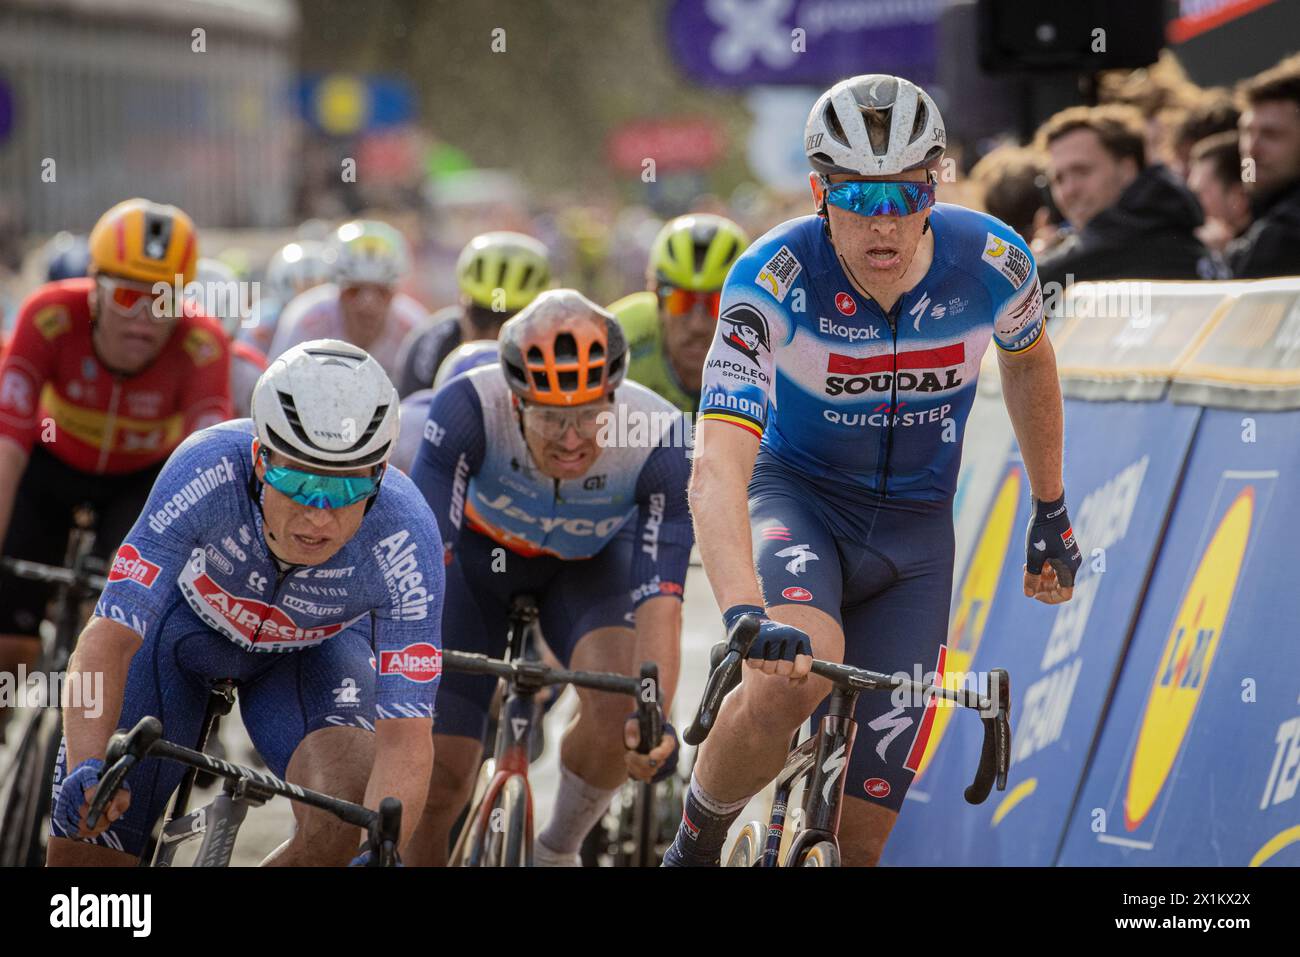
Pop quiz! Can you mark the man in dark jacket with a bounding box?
[1034,104,1222,289]
[1228,54,1300,279]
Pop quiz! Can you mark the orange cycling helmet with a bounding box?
[88,198,199,285]
[499,289,627,406]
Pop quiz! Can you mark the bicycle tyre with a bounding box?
[725,820,768,867]
[0,708,61,867]
[797,840,840,867]
[483,774,529,867]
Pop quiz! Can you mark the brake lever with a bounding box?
[636,662,661,754]
[684,615,759,746]
[87,716,163,828]
[963,668,1010,805]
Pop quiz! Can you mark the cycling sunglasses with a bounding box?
[659,286,722,319]
[96,275,169,318]
[823,179,937,217]
[520,401,608,441]
[259,448,384,509]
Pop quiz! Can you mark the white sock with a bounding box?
[537,762,621,858]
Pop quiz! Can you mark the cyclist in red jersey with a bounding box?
[0,199,231,719]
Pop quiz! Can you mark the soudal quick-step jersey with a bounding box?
[94,421,446,718]
[410,367,693,605]
[698,207,1045,501]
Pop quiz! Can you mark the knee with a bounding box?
[732,672,824,735]
[426,737,481,810]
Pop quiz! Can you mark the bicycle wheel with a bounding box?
[797,841,840,867]
[725,820,768,867]
[0,708,62,867]
[483,774,530,867]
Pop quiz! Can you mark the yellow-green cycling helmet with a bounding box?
[456,231,551,312]
[648,214,749,292]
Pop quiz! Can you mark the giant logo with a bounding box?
[825,343,965,397]
[1122,486,1254,831]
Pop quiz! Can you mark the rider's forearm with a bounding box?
[689,426,764,613]
[633,595,681,713]
[62,617,140,769]
[366,718,433,849]
[0,437,29,548]
[998,337,1065,502]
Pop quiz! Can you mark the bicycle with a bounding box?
[446,594,662,867]
[684,615,1011,867]
[0,507,106,867]
[88,713,403,867]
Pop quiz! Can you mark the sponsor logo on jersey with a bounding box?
[582,474,606,490]
[982,233,1032,288]
[835,292,857,316]
[33,305,71,340]
[642,492,664,561]
[864,777,892,799]
[203,544,233,576]
[146,456,237,533]
[702,390,764,422]
[182,327,222,367]
[179,566,354,650]
[108,543,161,589]
[718,305,771,363]
[782,585,813,602]
[379,642,442,683]
[221,536,247,563]
[1002,280,1043,338]
[824,343,965,396]
[775,543,818,576]
[755,245,801,302]
[0,369,36,417]
[311,566,355,579]
[818,317,880,342]
[371,529,431,622]
[477,492,628,539]
[423,419,446,447]
[125,391,164,419]
[631,575,685,603]
[823,402,953,428]
[449,452,471,528]
[705,357,770,384]
[282,594,346,617]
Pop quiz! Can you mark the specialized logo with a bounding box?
[1122,486,1254,832]
[818,317,880,342]
[108,543,161,589]
[781,586,813,602]
[834,292,857,316]
[864,778,892,799]
[379,642,442,683]
[755,245,801,302]
[821,744,848,804]
[981,232,1032,288]
[909,292,932,332]
[825,343,965,396]
[718,304,771,363]
[774,543,818,576]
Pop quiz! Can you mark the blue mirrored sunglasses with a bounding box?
[259,450,383,509]
[824,179,936,217]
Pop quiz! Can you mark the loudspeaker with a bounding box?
[977,0,1169,74]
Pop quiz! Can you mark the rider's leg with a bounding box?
[407,733,482,866]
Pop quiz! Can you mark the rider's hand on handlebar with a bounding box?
[623,717,678,783]
[725,604,813,681]
[55,758,131,839]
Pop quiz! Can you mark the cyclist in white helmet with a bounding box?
[194,258,267,419]
[268,221,429,380]
[242,240,334,355]
[48,340,446,866]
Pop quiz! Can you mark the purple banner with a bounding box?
[667,0,942,88]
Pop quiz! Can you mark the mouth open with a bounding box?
[292,533,331,551]
[865,247,901,269]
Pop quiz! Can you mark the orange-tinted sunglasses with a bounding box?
[659,286,722,319]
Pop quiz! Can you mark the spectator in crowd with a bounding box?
[969,146,1060,253]
[1098,51,1202,171]
[1228,54,1300,278]
[1034,104,1221,288]
[1168,90,1241,180]
[1187,132,1252,255]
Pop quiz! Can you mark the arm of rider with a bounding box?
[363,716,433,852]
[61,616,143,838]
[0,437,28,547]
[624,594,681,782]
[689,419,814,680]
[997,333,1078,605]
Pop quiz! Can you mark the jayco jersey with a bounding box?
[94,420,446,717]
[410,367,693,605]
[698,207,1045,501]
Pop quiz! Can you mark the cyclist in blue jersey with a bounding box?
[406,289,692,866]
[47,340,446,866]
[664,75,1083,867]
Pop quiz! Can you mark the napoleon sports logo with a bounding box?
[718,304,771,363]
[824,343,966,396]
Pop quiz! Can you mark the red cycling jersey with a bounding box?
[0,278,232,474]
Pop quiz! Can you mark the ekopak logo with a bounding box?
[835,292,857,316]
[108,543,161,589]
[379,643,443,683]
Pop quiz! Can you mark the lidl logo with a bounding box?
[1123,486,1254,831]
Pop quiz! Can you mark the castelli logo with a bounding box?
[379,642,443,683]
[864,778,891,799]
[108,544,161,589]
[782,586,813,602]
[835,292,857,316]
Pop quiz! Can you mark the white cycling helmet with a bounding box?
[805,74,946,177]
[252,339,399,470]
[194,258,242,339]
[329,220,411,287]
[265,240,333,305]
[433,340,500,389]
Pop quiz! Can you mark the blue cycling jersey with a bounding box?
[698,206,1044,501]
[94,420,446,718]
